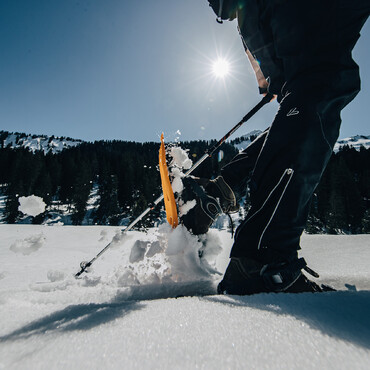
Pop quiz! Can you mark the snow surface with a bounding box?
[0,225,370,369]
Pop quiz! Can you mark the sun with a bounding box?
[212,58,230,78]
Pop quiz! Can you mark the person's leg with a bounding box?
[231,88,342,263]
[218,84,352,294]
[218,0,369,294]
[221,129,269,199]
[229,0,369,264]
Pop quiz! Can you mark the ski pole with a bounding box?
[75,93,274,277]
[75,194,165,277]
[184,92,274,176]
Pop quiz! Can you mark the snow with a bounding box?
[18,195,46,217]
[167,145,193,197]
[231,130,263,151]
[2,132,83,154]
[170,146,192,170]
[0,224,369,369]
[168,146,195,216]
[334,135,370,152]
[178,199,197,217]
[171,174,184,194]
[9,232,46,256]
[231,131,370,153]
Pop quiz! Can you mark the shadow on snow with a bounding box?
[2,281,369,350]
[0,279,217,342]
[205,290,370,349]
[0,300,143,342]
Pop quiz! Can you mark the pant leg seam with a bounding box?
[317,112,333,151]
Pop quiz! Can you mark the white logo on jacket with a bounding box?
[287,107,299,116]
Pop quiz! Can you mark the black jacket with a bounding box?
[236,0,369,97]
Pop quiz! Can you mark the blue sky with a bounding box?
[0,0,369,143]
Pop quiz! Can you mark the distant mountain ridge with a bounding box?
[0,131,84,154]
[334,135,370,152]
[1,130,369,154]
[229,130,263,151]
[229,130,370,152]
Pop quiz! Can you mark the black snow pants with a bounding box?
[221,1,369,263]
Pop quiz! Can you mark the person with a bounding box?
[181,0,369,294]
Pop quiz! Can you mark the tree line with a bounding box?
[0,139,369,233]
[0,139,238,227]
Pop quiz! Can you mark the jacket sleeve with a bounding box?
[237,0,285,95]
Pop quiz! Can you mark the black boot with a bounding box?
[205,176,239,214]
[217,257,335,295]
[217,257,267,295]
[180,176,238,235]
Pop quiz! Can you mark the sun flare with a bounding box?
[212,59,230,78]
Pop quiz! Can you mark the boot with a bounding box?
[180,176,238,235]
[217,257,335,295]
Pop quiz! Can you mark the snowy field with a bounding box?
[0,224,369,369]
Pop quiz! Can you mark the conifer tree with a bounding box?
[94,172,121,225]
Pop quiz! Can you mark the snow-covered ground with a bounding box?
[0,225,369,369]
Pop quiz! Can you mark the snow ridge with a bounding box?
[229,129,263,151]
[334,135,370,152]
[231,131,370,153]
[0,130,83,154]
[2,130,369,155]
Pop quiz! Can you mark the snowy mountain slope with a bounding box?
[0,130,84,154]
[0,225,369,369]
[1,129,369,156]
[229,129,263,151]
[334,135,370,152]
[231,131,370,152]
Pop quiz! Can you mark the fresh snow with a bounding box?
[178,199,197,217]
[18,195,46,217]
[0,224,369,369]
[170,146,192,171]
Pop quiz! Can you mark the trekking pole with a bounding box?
[183,93,274,176]
[75,93,274,277]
